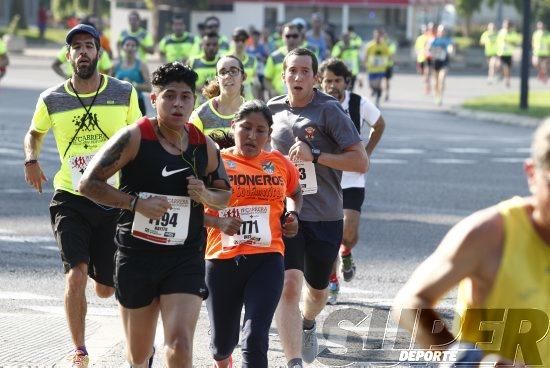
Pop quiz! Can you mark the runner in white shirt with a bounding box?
[318,58,385,304]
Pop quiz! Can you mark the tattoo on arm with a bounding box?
[99,130,131,169]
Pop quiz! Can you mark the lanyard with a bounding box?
[62,75,109,158]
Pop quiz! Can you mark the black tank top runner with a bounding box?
[116,117,209,253]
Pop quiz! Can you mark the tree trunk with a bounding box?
[464,15,471,37]
[146,0,161,44]
[88,0,102,15]
[9,0,28,30]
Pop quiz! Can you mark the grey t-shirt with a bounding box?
[268,89,361,221]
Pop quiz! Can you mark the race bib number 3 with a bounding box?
[69,153,117,191]
[294,160,317,195]
[220,205,271,248]
[131,193,191,246]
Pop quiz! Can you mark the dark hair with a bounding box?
[283,48,318,75]
[204,16,220,26]
[202,55,246,99]
[129,10,140,19]
[318,58,352,81]
[121,35,140,47]
[232,27,249,40]
[208,100,273,149]
[209,129,235,149]
[152,62,198,93]
[234,100,273,128]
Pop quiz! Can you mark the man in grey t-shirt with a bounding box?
[268,48,369,367]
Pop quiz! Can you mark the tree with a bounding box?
[9,0,27,30]
[456,0,483,36]
[51,0,109,20]
[533,0,550,24]
[486,0,522,11]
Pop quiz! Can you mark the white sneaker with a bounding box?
[327,280,339,305]
[302,322,319,363]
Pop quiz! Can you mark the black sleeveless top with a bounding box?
[116,117,209,253]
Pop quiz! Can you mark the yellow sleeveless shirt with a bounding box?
[454,197,550,366]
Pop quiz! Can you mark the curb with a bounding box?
[448,107,543,128]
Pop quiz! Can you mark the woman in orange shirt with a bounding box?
[205,100,302,368]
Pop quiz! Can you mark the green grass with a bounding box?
[463,91,550,119]
[0,26,67,45]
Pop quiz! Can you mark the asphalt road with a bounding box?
[0,52,538,367]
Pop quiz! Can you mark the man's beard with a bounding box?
[327,88,343,102]
[71,56,99,79]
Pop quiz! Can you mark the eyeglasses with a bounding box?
[285,34,300,39]
[234,38,247,43]
[218,68,242,78]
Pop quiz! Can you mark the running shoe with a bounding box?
[327,280,339,305]
[302,322,318,363]
[341,253,356,282]
[67,349,89,368]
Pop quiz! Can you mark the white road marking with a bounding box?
[0,234,54,243]
[0,188,54,194]
[445,148,491,154]
[504,147,531,153]
[41,245,58,251]
[0,291,57,301]
[491,157,527,163]
[426,158,475,164]
[339,286,382,295]
[379,148,424,154]
[370,158,407,164]
[365,212,463,226]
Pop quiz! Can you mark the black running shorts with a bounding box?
[283,220,343,290]
[114,248,208,309]
[343,187,365,212]
[49,190,118,287]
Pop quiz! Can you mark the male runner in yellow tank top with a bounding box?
[393,120,550,367]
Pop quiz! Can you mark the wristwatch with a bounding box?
[311,148,321,164]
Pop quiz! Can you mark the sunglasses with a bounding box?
[217,68,242,78]
[285,34,300,39]
[234,38,247,43]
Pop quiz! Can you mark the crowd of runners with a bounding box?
[14,8,550,368]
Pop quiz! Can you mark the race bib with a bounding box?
[131,193,191,246]
[433,48,447,61]
[69,153,117,191]
[294,160,317,195]
[372,56,387,67]
[219,205,271,248]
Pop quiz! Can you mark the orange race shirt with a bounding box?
[205,149,299,259]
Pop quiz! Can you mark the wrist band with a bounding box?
[285,210,299,220]
[130,196,139,212]
[24,159,38,167]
